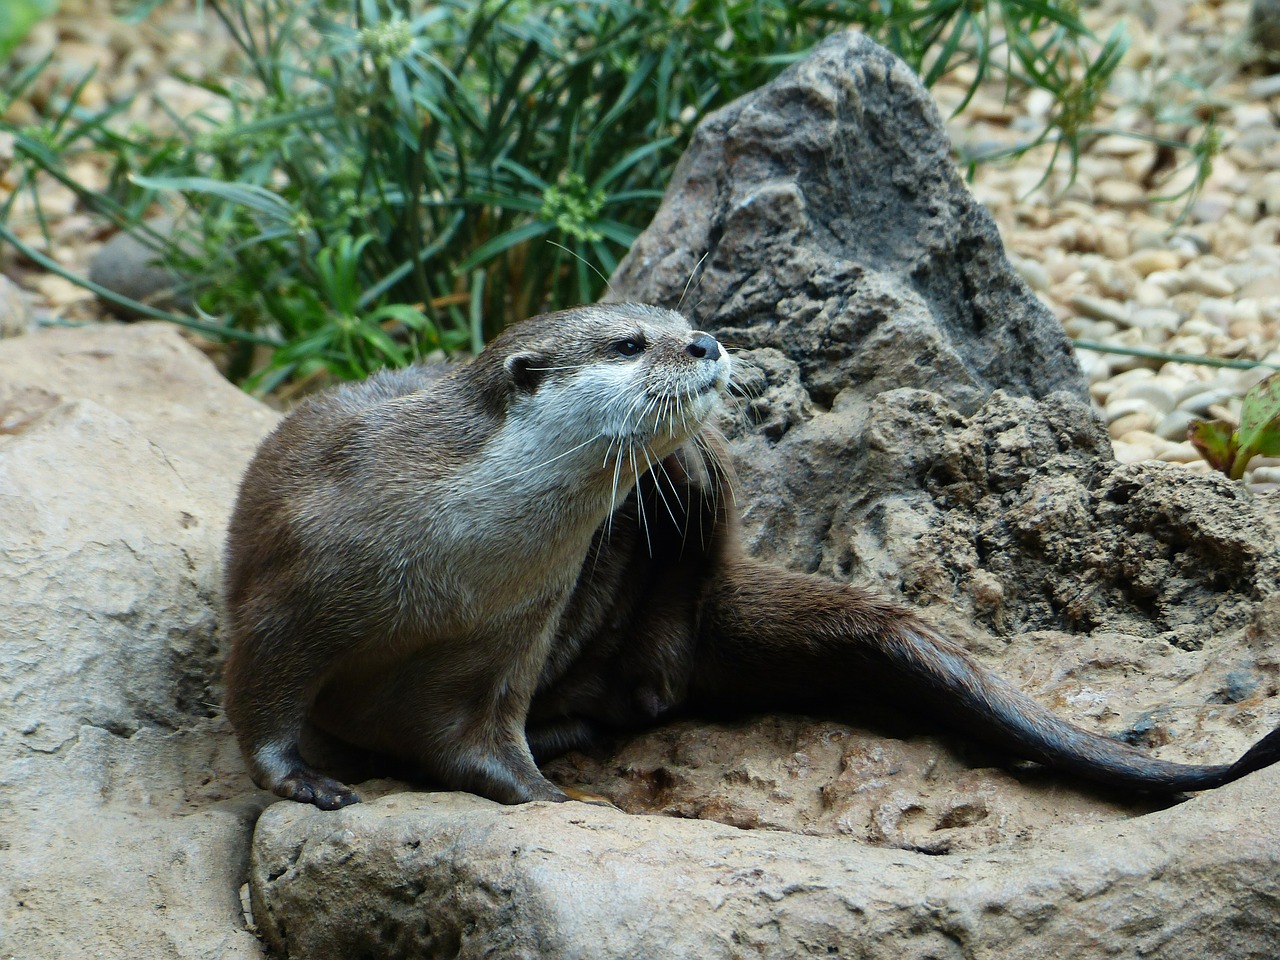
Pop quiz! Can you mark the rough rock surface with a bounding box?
[251,773,1280,960]
[609,32,1085,414]
[0,323,275,960]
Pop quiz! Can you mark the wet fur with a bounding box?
[224,304,1280,809]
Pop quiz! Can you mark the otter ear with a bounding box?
[504,351,546,393]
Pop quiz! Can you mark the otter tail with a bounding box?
[879,624,1280,792]
[695,559,1280,793]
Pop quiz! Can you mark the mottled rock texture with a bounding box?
[251,776,1280,960]
[609,32,1085,413]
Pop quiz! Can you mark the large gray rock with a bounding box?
[0,323,275,960]
[609,31,1084,414]
[609,30,1097,604]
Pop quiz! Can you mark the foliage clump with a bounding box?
[3,0,1146,388]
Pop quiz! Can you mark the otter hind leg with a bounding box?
[315,641,576,806]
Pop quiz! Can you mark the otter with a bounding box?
[223,302,1280,810]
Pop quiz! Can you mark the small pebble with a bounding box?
[1179,317,1225,338]
[1126,249,1181,277]
[1109,411,1157,438]
[1143,270,1186,294]
[1247,74,1280,99]
[1250,466,1280,485]
[1155,409,1201,442]
[1087,261,1139,300]
[1128,308,1181,333]
[1105,397,1159,423]
[1120,380,1178,414]
[1012,256,1051,292]
[1111,438,1157,463]
[1159,441,1203,464]
[1070,293,1129,325]
[1184,270,1237,298]
[1096,180,1148,208]
[1177,387,1240,416]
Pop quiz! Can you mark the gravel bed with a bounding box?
[2,0,1278,491]
[934,0,1280,492]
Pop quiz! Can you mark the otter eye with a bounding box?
[610,337,645,358]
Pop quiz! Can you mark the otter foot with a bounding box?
[276,769,361,810]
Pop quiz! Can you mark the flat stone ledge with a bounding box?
[251,767,1280,960]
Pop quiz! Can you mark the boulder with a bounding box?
[0,322,275,960]
[609,32,1084,414]
[250,772,1280,960]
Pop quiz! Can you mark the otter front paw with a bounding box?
[276,770,362,810]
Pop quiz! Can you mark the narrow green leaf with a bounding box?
[455,220,553,273]
[596,137,676,189]
[130,174,295,223]
[358,324,409,366]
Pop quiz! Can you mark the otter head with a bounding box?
[468,303,731,478]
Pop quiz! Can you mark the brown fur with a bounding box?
[224,304,1280,810]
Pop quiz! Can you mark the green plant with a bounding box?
[0,0,57,61]
[1188,374,1280,481]
[0,0,1178,389]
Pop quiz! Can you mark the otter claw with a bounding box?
[560,786,618,808]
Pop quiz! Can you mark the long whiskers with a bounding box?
[469,432,605,492]
[546,239,617,302]
[629,442,654,557]
[677,250,711,314]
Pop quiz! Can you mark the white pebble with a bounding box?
[1178,317,1225,338]
[1158,441,1203,463]
[1132,282,1171,307]
[1143,270,1186,294]
[1013,257,1051,292]
[1184,270,1236,298]
[1071,293,1130,324]
[1105,397,1159,423]
[1178,387,1239,415]
[1128,308,1181,333]
[1111,438,1157,463]
[1109,411,1157,439]
[1247,74,1280,98]
[1120,380,1177,414]
[1126,249,1181,277]
[1155,409,1201,441]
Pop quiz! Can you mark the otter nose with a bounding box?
[686,333,722,361]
